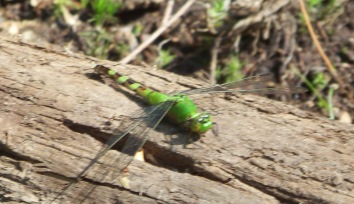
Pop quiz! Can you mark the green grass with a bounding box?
[295,69,337,119]
[306,0,323,9]
[53,0,80,20]
[80,29,110,58]
[132,22,143,37]
[307,0,338,18]
[81,0,122,26]
[217,55,244,83]
[80,29,129,59]
[52,0,124,59]
[207,0,227,29]
[53,0,122,27]
[156,49,176,68]
[299,0,339,22]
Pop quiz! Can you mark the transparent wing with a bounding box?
[179,74,307,95]
[76,101,175,180]
[104,100,175,176]
[57,101,175,203]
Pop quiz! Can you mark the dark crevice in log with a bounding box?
[62,119,112,143]
[0,143,40,165]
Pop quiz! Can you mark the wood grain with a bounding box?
[0,36,353,203]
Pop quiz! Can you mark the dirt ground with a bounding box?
[0,0,353,123]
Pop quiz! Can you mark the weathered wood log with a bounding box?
[0,36,353,204]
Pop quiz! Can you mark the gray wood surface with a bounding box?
[0,37,353,204]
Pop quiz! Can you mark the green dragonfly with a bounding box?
[62,65,305,202]
[75,65,306,179]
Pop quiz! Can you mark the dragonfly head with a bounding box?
[190,112,212,133]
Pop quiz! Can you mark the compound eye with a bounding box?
[198,114,210,123]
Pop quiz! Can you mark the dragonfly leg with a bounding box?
[180,132,201,149]
[163,128,186,151]
[162,128,201,149]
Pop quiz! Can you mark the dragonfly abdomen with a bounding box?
[95,65,162,103]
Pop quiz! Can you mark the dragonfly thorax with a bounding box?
[164,95,212,133]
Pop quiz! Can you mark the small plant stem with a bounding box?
[298,0,345,89]
[327,85,338,120]
[210,36,221,84]
[294,68,328,110]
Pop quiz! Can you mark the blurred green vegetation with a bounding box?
[81,0,122,26]
[216,55,244,83]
